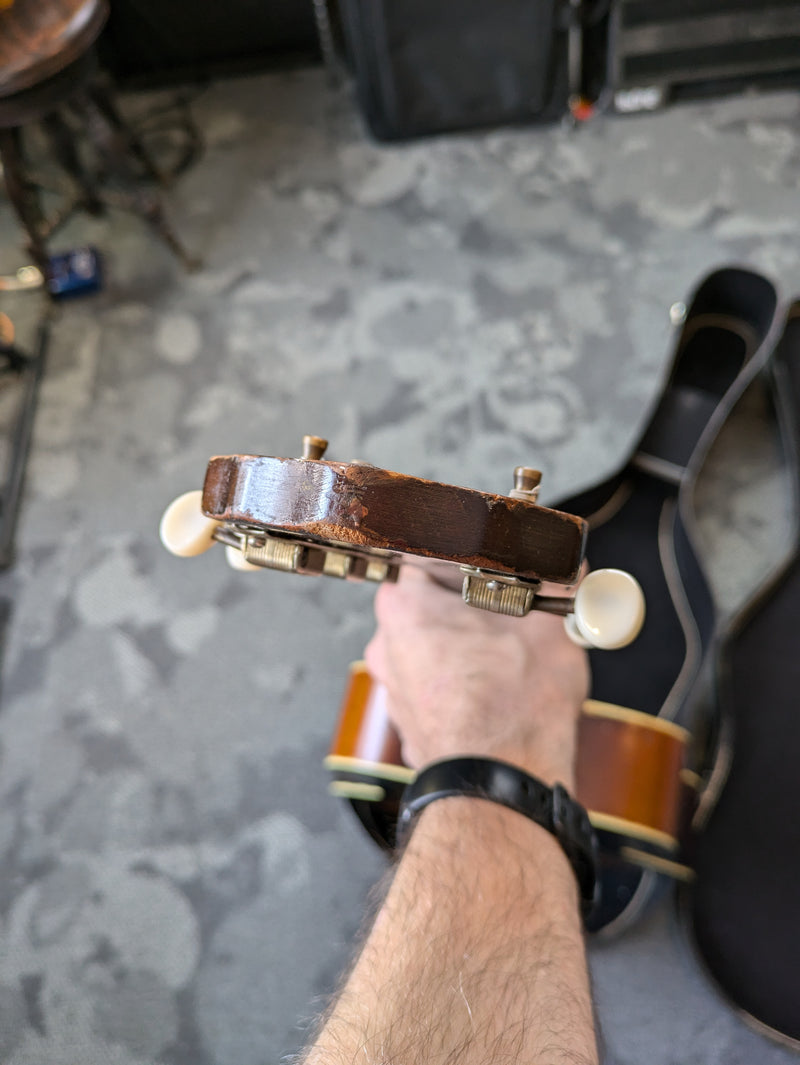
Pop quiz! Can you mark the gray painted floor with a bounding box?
[0,68,798,1063]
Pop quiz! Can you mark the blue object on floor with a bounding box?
[46,246,103,298]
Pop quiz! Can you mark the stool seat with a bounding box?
[0,51,96,127]
[0,0,108,98]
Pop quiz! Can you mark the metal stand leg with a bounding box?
[0,316,50,569]
[85,79,165,185]
[75,91,201,271]
[41,110,104,214]
[0,129,51,277]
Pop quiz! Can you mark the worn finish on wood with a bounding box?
[202,454,588,585]
[0,0,108,98]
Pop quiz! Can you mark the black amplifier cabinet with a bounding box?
[611,0,800,112]
[339,0,591,141]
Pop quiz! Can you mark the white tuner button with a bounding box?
[565,568,645,650]
[159,490,220,557]
[225,544,262,571]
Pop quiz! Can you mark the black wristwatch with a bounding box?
[399,757,598,918]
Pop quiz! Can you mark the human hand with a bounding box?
[363,567,590,790]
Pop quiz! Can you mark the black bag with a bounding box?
[686,305,800,1049]
[338,0,572,140]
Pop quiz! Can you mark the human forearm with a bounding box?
[303,568,597,1063]
[304,797,598,1065]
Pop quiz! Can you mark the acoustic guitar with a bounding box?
[161,437,693,930]
[328,662,696,932]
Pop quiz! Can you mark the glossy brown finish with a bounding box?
[329,667,404,769]
[0,314,15,348]
[203,455,588,585]
[576,705,687,842]
[0,0,109,98]
[330,665,688,847]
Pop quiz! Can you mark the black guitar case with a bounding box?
[686,303,800,1048]
[554,267,781,934]
[334,267,785,943]
[337,0,572,140]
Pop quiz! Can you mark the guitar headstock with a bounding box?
[162,436,585,613]
[160,437,644,645]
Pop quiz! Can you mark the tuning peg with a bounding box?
[564,568,645,650]
[224,544,262,571]
[510,466,542,502]
[303,435,328,460]
[159,490,220,557]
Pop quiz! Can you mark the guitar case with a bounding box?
[324,267,783,937]
[337,0,571,140]
[685,304,800,1048]
[553,266,781,932]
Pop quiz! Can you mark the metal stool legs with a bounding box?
[74,88,200,271]
[0,128,51,276]
[41,109,104,214]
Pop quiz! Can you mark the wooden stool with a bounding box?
[0,0,198,278]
